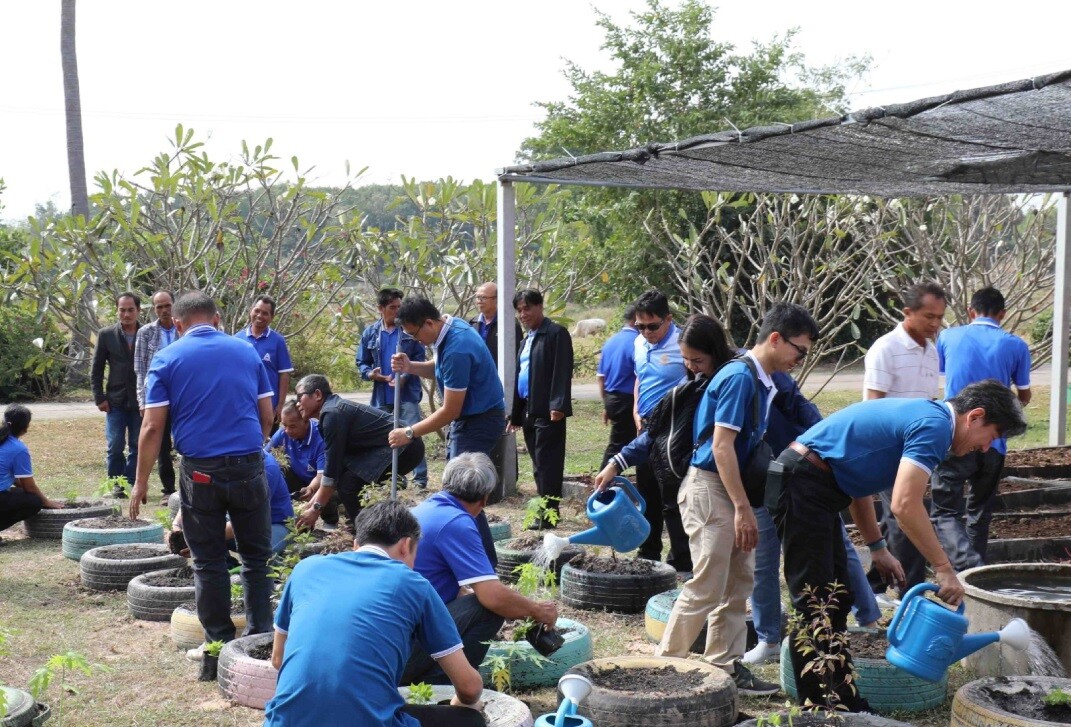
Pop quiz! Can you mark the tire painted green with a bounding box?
[61,519,164,561]
[488,520,513,542]
[479,618,593,689]
[778,630,948,713]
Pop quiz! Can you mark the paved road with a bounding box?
[9,364,1055,421]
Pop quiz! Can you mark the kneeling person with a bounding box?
[402,452,558,684]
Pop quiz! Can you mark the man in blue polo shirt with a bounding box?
[770,380,1027,711]
[402,452,557,685]
[631,289,686,563]
[267,401,326,496]
[131,291,275,680]
[934,287,1032,569]
[235,295,294,424]
[358,287,429,488]
[597,304,638,467]
[266,501,485,727]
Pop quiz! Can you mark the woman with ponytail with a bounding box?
[0,405,63,542]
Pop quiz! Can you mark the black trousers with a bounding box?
[635,461,664,561]
[522,416,566,512]
[400,594,505,686]
[0,487,43,532]
[158,413,176,494]
[877,488,928,596]
[601,391,637,468]
[931,448,1005,569]
[336,439,425,528]
[661,475,692,573]
[400,704,485,727]
[771,449,870,713]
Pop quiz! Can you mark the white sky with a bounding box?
[2,0,1070,219]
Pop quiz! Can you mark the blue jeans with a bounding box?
[380,402,428,486]
[105,407,142,483]
[752,506,881,645]
[180,453,273,643]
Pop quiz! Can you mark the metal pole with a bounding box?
[497,179,518,497]
[1050,192,1071,446]
[391,326,404,500]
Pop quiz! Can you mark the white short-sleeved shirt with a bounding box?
[863,322,939,400]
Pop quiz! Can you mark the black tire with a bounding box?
[61,518,164,561]
[79,543,186,591]
[738,713,914,727]
[561,560,677,614]
[562,656,737,727]
[0,686,50,727]
[23,502,119,540]
[397,685,532,727]
[494,537,583,583]
[127,567,196,622]
[217,633,278,710]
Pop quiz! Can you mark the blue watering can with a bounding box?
[885,582,1030,682]
[534,674,593,727]
[569,476,650,551]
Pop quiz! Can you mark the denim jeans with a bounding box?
[105,407,142,484]
[180,453,273,643]
[379,402,429,486]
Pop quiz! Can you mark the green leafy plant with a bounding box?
[230,582,244,603]
[521,495,560,531]
[269,517,316,585]
[96,476,129,498]
[64,489,80,506]
[153,508,172,531]
[267,445,290,473]
[788,581,855,713]
[755,702,804,727]
[28,651,110,726]
[204,640,226,658]
[1044,687,1071,707]
[480,643,549,693]
[509,562,558,642]
[405,682,435,705]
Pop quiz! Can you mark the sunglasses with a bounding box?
[634,319,665,333]
[785,339,810,359]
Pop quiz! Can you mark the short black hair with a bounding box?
[296,374,332,399]
[902,282,947,311]
[757,303,819,344]
[397,296,441,327]
[153,291,175,304]
[633,289,670,319]
[0,404,32,445]
[173,291,218,321]
[512,289,544,309]
[353,501,421,548]
[622,304,637,323]
[970,287,1005,317]
[949,379,1028,439]
[377,288,404,308]
[117,292,141,308]
[679,314,733,370]
[254,295,276,315]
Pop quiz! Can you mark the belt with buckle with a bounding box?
[788,441,831,473]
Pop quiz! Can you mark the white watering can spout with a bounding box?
[543,533,571,561]
[998,618,1031,652]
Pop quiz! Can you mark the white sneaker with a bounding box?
[185,643,207,662]
[875,594,901,610]
[742,641,780,665]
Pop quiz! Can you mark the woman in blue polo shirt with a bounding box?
[0,405,63,542]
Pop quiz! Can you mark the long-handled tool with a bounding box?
[390,328,405,501]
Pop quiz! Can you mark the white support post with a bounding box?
[1050,192,1071,446]
[497,180,518,496]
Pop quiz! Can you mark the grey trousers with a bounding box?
[930,448,1005,570]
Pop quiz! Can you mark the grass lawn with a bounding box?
[0,389,1064,725]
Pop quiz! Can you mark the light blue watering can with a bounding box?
[534,673,593,727]
[569,476,651,551]
[885,583,1030,682]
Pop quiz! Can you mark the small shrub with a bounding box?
[1044,687,1071,707]
[203,640,225,658]
[28,651,110,727]
[788,581,856,713]
[405,682,434,705]
[480,643,549,693]
[521,496,560,531]
[153,509,172,531]
[96,476,129,498]
[0,302,68,402]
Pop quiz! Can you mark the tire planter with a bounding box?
[79,543,186,591]
[488,520,513,542]
[398,684,533,727]
[644,589,760,654]
[167,491,181,521]
[561,558,677,614]
[561,656,736,727]
[61,518,164,561]
[478,618,593,689]
[0,687,51,727]
[737,714,913,727]
[952,676,1071,727]
[1003,447,1071,479]
[778,629,947,713]
[494,537,583,584]
[987,537,1071,564]
[23,500,118,540]
[562,478,590,502]
[994,481,1071,512]
[218,633,278,710]
[170,604,248,651]
[127,566,196,621]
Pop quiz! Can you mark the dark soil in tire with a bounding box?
[92,544,169,559]
[80,543,186,591]
[953,676,1071,726]
[566,553,660,575]
[592,664,706,692]
[247,643,273,660]
[561,559,677,614]
[128,566,198,621]
[850,629,888,659]
[1004,447,1071,479]
[72,515,146,529]
[494,537,583,583]
[141,565,194,587]
[991,513,1071,539]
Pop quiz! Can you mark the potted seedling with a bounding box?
[199,640,225,681]
[28,650,109,726]
[404,682,435,705]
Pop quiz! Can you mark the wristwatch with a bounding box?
[404,426,415,440]
[312,502,323,512]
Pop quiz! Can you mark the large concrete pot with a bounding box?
[961,563,1071,677]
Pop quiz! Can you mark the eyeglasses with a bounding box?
[784,339,810,360]
[295,391,309,399]
[474,296,491,302]
[634,319,665,333]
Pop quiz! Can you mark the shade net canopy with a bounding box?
[499,70,1071,198]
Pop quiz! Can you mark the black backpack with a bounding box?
[647,375,712,490]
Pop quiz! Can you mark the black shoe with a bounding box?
[731,660,780,697]
[112,488,129,500]
[526,518,557,531]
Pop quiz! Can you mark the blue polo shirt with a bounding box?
[798,398,955,498]
[267,419,326,487]
[0,436,32,493]
[235,326,293,409]
[937,317,1030,455]
[411,492,498,605]
[145,324,274,458]
[517,330,536,399]
[266,548,463,727]
[264,454,295,525]
[692,357,773,473]
[634,323,686,418]
[434,317,505,417]
[598,327,639,395]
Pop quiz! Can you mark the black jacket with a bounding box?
[510,318,573,425]
[468,314,522,367]
[318,394,395,486]
[91,322,142,410]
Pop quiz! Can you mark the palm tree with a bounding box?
[61,0,88,218]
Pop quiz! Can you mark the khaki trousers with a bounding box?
[656,467,755,669]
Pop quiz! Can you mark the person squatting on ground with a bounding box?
[402,452,557,685]
[265,501,485,727]
[265,399,339,527]
[92,291,142,495]
[770,380,1027,711]
[133,290,178,505]
[0,405,63,541]
[131,291,276,680]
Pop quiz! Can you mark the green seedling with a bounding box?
[267,445,290,473]
[230,582,244,603]
[521,495,560,531]
[480,643,549,694]
[203,640,225,658]
[1045,687,1071,707]
[96,476,130,498]
[405,682,434,705]
[153,509,172,531]
[29,651,110,727]
[64,489,80,506]
[269,517,316,585]
[788,581,855,713]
